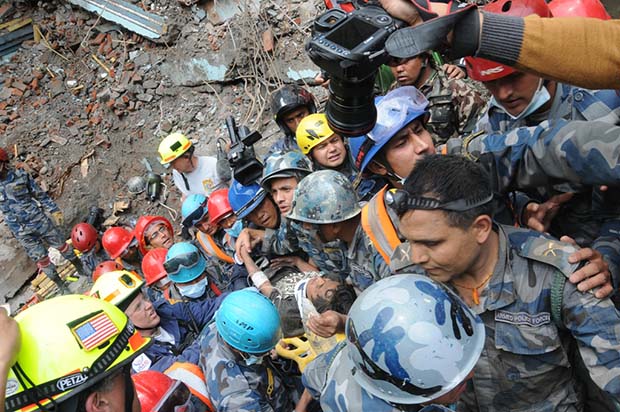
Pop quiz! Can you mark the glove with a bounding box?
[385,4,480,60]
[51,211,64,226]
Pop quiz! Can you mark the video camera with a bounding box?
[226,116,263,186]
[306,6,403,136]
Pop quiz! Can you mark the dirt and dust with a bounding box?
[0,0,327,312]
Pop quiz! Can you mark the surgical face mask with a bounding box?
[243,353,266,366]
[490,79,551,121]
[177,278,207,299]
[224,220,243,238]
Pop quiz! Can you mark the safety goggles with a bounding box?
[182,200,209,228]
[163,251,201,276]
[153,380,193,412]
[385,189,494,216]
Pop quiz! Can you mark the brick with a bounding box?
[0,102,7,110]
[105,99,115,109]
[32,70,44,80]
[29,77,39,90]
[8,113,19,121]
[10,88,23,97]
[91,33,106,45]
[11,81,27,92]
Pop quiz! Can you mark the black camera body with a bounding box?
[226,116,264,186]
[306,6,402,136]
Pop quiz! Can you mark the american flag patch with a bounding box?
[71,312,119,351]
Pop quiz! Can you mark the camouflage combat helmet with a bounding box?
[260,151,313,188]
[287,170,361,224]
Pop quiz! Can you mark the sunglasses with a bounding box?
[163,251,202,276]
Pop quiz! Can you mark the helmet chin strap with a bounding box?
[122,365,135,412]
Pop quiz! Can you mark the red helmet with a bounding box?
[142,248,168,286]
[71,223,99,253]
[102,227,135,259]
[207,189,233,225]
[466,0,552,82]
[0,148,8,162]
[548,0,610,19]
[92,260,124,281]
[132,371,192,412]
[134,216,173,255]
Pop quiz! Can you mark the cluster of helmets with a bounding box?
[466,0,610,82]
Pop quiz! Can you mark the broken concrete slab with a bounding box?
[160,56,231,85]
[204,0,260,25]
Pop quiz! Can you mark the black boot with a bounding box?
[41,265,70,294]
[68,256,89,278]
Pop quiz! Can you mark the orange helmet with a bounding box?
[465,0,552,82]
[134,216,173,255]
[142,248,169,286]
[93,260,124,281]
[207,189,234,225]
[102,227,135,259]
[71,222,99,253]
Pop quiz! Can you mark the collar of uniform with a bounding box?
[418,67,438,95]
[473,225,517,313]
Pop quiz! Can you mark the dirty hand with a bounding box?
[0,306,20,369]
[51,211,64,226]
[522,193,574,233]
[234,228,264,256]
[307,311,346,338]
[443,63,465,80]
[562,236,613,299]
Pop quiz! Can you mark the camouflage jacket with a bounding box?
[347,224,392,292]
[456,225,620,412]
[0,168,60,234]
[303,342,455,412]
[200,323,298,412]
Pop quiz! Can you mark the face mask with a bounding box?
[243,354,265,366]
[225,220,243,238]
[177,278,207,299]
[490,79,551,121]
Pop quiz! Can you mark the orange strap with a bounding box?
[361,186,401,264]
[196,232,234,264]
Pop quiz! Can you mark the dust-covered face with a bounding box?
[310,135,346,169]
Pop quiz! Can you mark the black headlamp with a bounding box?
[385,189,493,215]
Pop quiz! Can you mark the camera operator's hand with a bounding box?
[384,3,482,61]
[443,63,465,80]
[378,0,421,27]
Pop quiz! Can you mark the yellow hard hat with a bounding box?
[295,113,335,155]
[158,132,192,165]
[5,294,151,412]
[90,270,145,311]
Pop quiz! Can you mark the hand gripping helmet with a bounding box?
[134,215,174,255]
[548,0,611,19]
[4,294,151,412]
[465,0,552,82]
[344,274,484,405]
[93,260,124,282]
[207,188,234,225]
[215,289,281,354]
[164,242,207,284]
[260,150,313,188]
[71,222,99,253]
[181,194,209,228]
[142,248,169,286]
[90,270,145,311]
[102,226,136,259]
[228,179,267,219]
[352,87,429,172]
[158,132,193,165]
[132,371,193,412]
[271,85,317,136]
[287,170,361,224]
[296,113,337,155]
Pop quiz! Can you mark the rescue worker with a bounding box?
[90,269,224,372]
[102,226,142,274]
[0,148,87,291]
[134,215,175,255]
[394,154,620,411]
[3,294,151,412]
[158,132,230,200]
[182,194,235,264]
[303,273,485,412]
[260,151,313,217]
[142,248,173,302]
[207,188,239,232]
[388,51,487,145]
[71,222,106,277]
[269,85,318,155]
[132,369,213,412]
[200,289,303,411]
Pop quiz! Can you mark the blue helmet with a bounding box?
[228,180,267,219]
[216,289,281,354]
[181,194,208,228]
[163,242,207,283]
[355,86,428,173]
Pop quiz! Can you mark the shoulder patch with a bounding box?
[132,353,152,372]
[515,236,581,279]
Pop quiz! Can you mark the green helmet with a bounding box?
[287,170,361,224]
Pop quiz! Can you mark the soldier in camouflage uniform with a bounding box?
[0,148,86,292]
[387,51,488,145]
[302,274,485,412]
[200,289,302,411]
[395,155,620,411]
